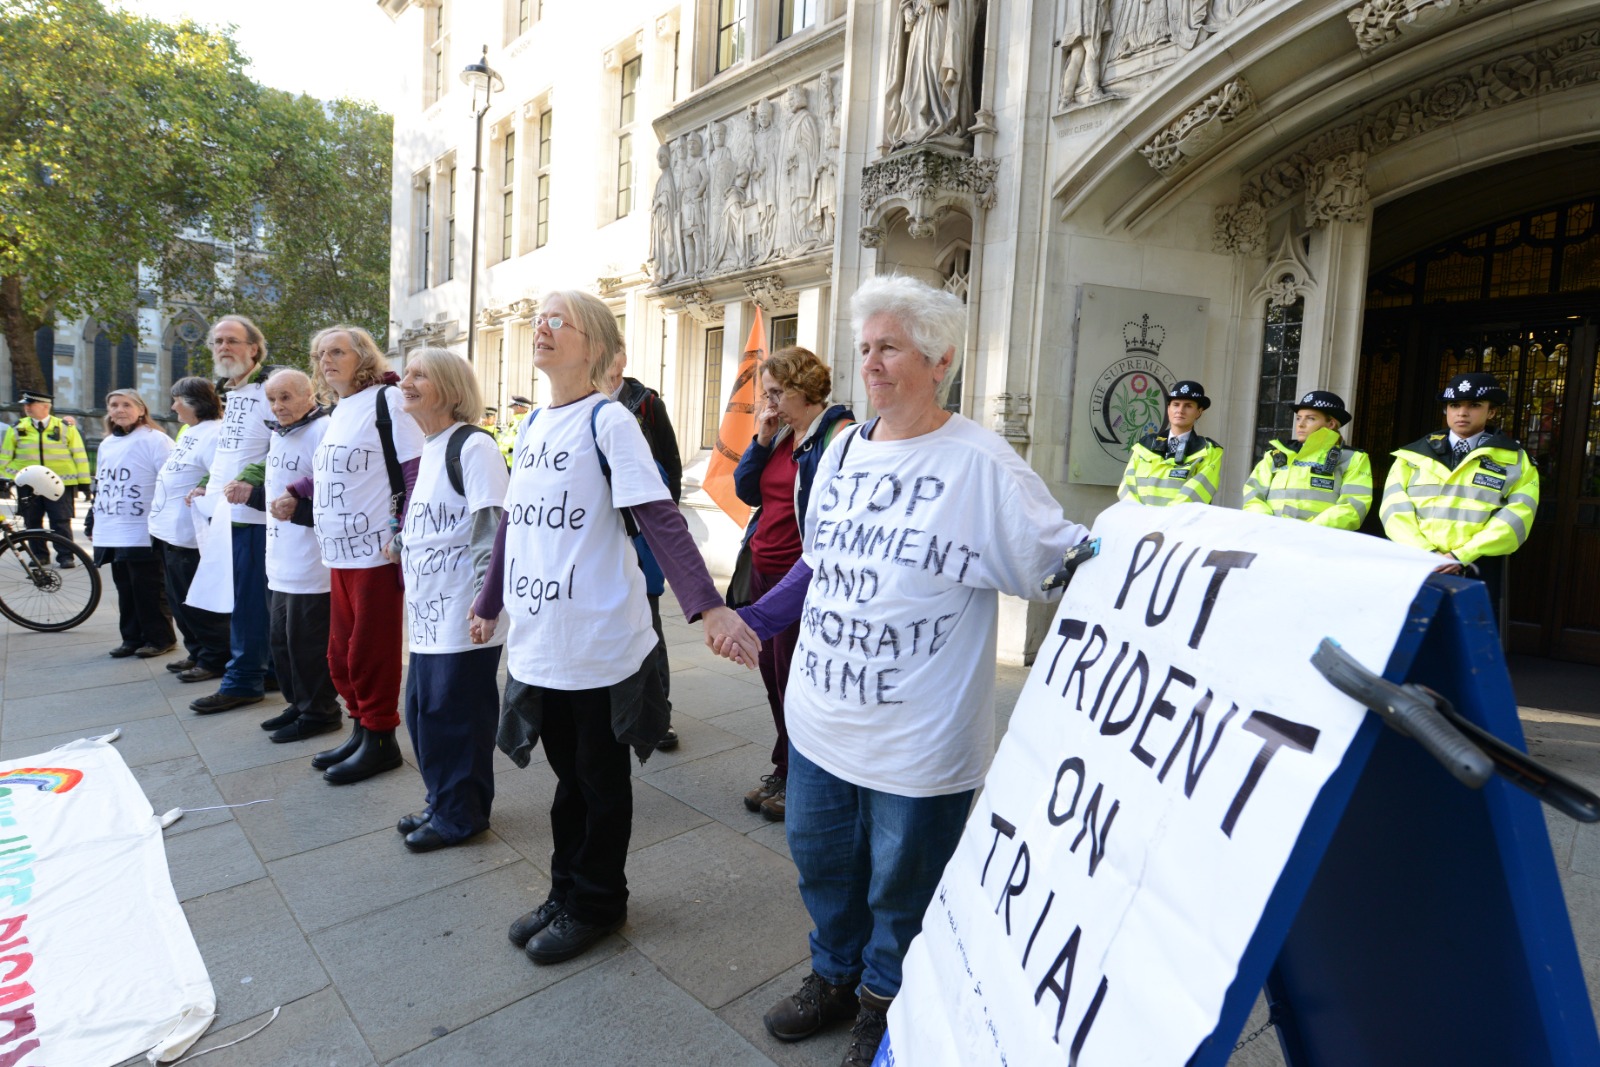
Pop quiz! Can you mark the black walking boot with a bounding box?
[311,722,363,770]
[323,728,403,785]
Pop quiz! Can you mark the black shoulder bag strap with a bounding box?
[445,423,491,497]
[373,386,405,513]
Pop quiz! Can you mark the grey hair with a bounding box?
[849,275,966,403]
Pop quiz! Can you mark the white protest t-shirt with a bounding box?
[91,426,174,549]
[788,414,1090,798]
[211,378,273,525]
[147,420,221,550]
[503,393,670,689]
[404,426,509,653]
[312,385,424,570]
[267,413,332,594]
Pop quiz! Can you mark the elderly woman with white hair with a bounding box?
[714,274,1092,1067]
[389,347,509,852]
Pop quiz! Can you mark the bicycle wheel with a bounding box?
[0,531,102,632]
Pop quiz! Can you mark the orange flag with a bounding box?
[703,308,765,528]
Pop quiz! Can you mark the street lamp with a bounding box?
[461,45,504,365]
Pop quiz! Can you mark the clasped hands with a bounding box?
[462,604,760,668]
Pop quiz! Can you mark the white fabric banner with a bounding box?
[889,502,1440,1067]
[187,491,234,614]
[0,739,215,1066]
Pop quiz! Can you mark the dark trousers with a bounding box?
[543,685,633,925]
[753,567,801,778]
[405,646,501,841]
[160,539,230,671]
[270,590,339,721]
[646,593,673,717]
[109,554,174,649]
[19,491,75,561]
[222,524,271,697]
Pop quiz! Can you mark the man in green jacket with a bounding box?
[0,390,91,566]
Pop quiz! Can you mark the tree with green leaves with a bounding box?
[0,0,266,394]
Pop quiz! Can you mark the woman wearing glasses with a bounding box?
[469,290,758,966]
[731,348,853,821]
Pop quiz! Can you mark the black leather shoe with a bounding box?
[402,824,450,852]
[109,644,139,658]
[323,729,403,785]
[166,658,196,673]
[508,898,565,947]
[135,643,176,658]
[178,666,223,683]
[260,708,300,731]
[311,723,364,770]
[190,691,264,714]
[523,909,624,965]
[655,727,679,752]
[763,972,860,1042]
[271,717,341,743]
[397,809,432,835]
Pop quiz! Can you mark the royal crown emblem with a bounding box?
[1123,314,1166,357]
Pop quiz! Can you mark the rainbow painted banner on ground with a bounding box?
[0,738,214,1065]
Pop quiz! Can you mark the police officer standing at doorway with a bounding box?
[1242,390,1373,530]
[1118,380,1224,506]
[0,390,91,565]
[1381,371,1539,624]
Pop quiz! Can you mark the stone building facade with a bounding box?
[384,0,1600,664]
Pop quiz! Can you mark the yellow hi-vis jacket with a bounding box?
[1241,427,1373,531]
[1118,432,1223,506]
[1381,431,1539,564]
[495,410,526,465]
[0,415,91,486]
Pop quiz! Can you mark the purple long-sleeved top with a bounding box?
[471,499,723,623]
[736,560,812,640]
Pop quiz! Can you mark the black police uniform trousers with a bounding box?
[19,491,76,563]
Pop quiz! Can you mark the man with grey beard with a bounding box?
[188,315,280,714]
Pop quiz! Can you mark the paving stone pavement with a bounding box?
[1,567,1596,1065]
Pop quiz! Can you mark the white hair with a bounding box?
[850,275,966,402]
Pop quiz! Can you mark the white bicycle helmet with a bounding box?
[13,465,66,501]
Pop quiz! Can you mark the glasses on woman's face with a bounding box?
[533,313,583,334]
[762,388,787,404]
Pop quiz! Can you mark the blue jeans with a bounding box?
[785,744,974,998]
[221,523,270,697]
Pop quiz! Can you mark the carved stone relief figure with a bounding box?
[884,0,980,150]
[748,99,780,263]
[706,122,738,270]
[811,74,841,246]
[1059,0,1111,109]
[649,143,682,281]
[780,84,822,252]
[680,133,709,277]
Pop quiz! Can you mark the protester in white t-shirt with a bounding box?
[188,314,279,716]
[274,325,422,786]
[92,389,177,659]
[147,377,230,682]
[718,275,1092,1066]
[468,289,758,968]
[383,347,510,853]
[246,369,340,744]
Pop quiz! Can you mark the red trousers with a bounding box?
[328,565,404,731]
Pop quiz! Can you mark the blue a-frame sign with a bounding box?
[1188,575,1600,1066]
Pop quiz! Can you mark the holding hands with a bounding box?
[702,605,759,668]
[269,491,298,521]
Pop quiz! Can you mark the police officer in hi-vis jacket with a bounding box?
[1118,380,1224,506]
[1242,390,1373,531]
[1381,371,1539,624]
[0,390,91,566]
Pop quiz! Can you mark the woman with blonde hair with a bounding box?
[92,388,176,658]
[273,325,424,784]
[390,347,509,851]
[470,289,758,965]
